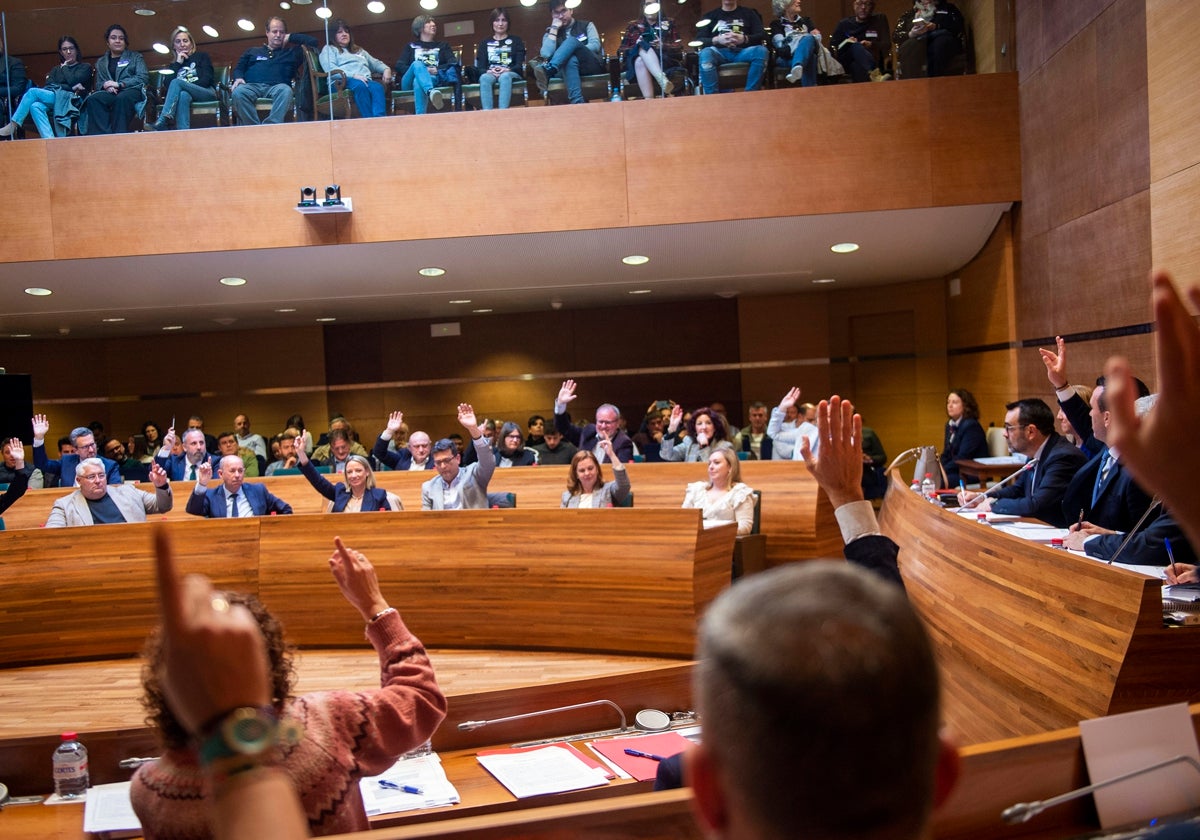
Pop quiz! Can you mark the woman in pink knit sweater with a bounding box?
[131,539,448,838]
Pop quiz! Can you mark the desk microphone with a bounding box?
[458,699,632,747]
[1002,753,1200,824]
[961,459,1038,510]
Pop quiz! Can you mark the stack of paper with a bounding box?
[994,523,1070,542]
[81,782,141,839]
[359,753,460,816]
[475,744,610,799]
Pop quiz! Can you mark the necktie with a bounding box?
[188,465,196,481]
[228,492,238,518]
[1093,454,1113,506]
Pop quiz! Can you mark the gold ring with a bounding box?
[210,596,230,613]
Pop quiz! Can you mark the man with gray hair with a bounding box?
[31,413,122,487]
[45,458,172,527]
[552,380,634,464]
[155,425,220,481]
[373,411,434,471]
[687,559,958,840]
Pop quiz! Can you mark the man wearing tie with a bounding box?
[185,455,293,518]
[155,427,221,481]
[961,398,1087,527]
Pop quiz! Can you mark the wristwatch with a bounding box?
[198,706,280,765]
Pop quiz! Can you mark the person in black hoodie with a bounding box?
[147,27,214,131]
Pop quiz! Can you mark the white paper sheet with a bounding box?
[476,745,609,799]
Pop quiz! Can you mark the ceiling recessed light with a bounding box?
[203,25,219,37]
[644,3,661,14]
[564,0,580,7]
[163,325,183,331]
[696,17,711,27]
[813,278,837,284]
[134,7,156,15]
[622,255,650,266]
[237,18,255,31]
[102,317,126,323]
[219,277,247,287]
[315,317,336,322]
[10,333,31,338]
[274,308,297,313]
[315,6,332,18]
[629,289,652,295]
[279,1,291,7]
[293,0,312,4]
[367,1,385,11]
[419,0,438,8]
[830,242,860,254]
[24,287,52,296]
[418,267,446,277]
[472,308,493,314]
[449,299,472,304]
[152,42,170,54]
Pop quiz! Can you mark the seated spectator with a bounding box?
[682,448,756,535]
[553,380,634,464]
[319,19,391,118]
[893,0,965,78]
[0,43,28,124]
[185,415,219,455]
[374,411,434,471]
[941,388,988,486]
[561,439,630,508]
[738,401,773,460]
[81,24,147,135]
[235,413,268,461]
[312,428,367,473]
[696,0,768,94]
[0,438,31,517]
[231,16,317,125]
[265,430,301,475]
[959,398,1087,527]
[861,424,889,500]
[448,432,465,454]
[145,27,215,131]
[631,409,667,462]
[1,36,92,139]
[420,404,496,510]
[475,8,526,110]
[285,414,311,452]
[832,0,892,83]
[140,420,163,464]
[395,15,459,114]
[620,5,682,99]
[46,458,172,527]
[155,426,221,481]
[524,414,545,448]
[295,430,402,512]
[531,0,605,104]
[185,456,293,518]
[533,426,577,465]
[460,417,496,466]
[495,421,538,467]
[769,0,821,87]
[1056,384,1093,448]
[32,414,122,487]
[105,436,151,481]
[216,430,260,477]
[131,536,447,836]
[662,405,733,463]
[767,387,817,460]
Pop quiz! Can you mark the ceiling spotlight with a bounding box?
[812,278,837,284]
[628,289,652,295]
[564,0,580,7]
[622,255,650,266]
[102,317,126,323]
[238,18,255,31]
[280,1,291,7]
[449,299,472,304]
[24,287,52,296]
[275,308,297,313]
[418,267,446,277]
[315,317,336,322]
[367,1,386,12]
[696,17,711,27]
[203,24,219,37]
[293,0,312,4]
[220,277,247,287]
[163,325,184,331]
[316,6,333,18]
[420,0,438,9]
[152,42,170,54]
[521,0,537,5]
[10,333,32,338]
[687,39,703,47]
[830,242,860,254]
[644,3,661,14]
[134,7,156,15]
[472,308,493,314]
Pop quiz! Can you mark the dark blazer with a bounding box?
[553,411,634,464]
[1058,392,1105,459]
[844,534,905,591]
[33,444,122,486]
[1061,450,1156,534]
[1083,510,1196,567]
[299,460,394,512]
[0,467,29,516]
[372,435,433,471]
[155,451,221,482]
[941,417,988,485]
[185,482,293,517]
[989,433,1088,527]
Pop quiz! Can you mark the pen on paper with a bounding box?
[624,748,666,761]
[1076,509,1085,531]
[378,780,423,795]
[958,480,966,507]
[1165,536,1178,579]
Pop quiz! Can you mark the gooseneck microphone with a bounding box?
[961,459,1039,510]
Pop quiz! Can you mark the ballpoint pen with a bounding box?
[624,748,666,761]
[958,480,966,507]
[1077,508,1085,531]
[378,780,423,795]
[1165,536,1178,580]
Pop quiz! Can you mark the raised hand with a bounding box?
[557,380,578,406]
[196,460,213,484]
[779,387,802,411]
[385,410,404,436]
[32,414,50,441]
[1038,336,1069,389]
[457,403,485,438]
[328,536,389,621]
[294,431,311,465]
[598,434,616,463]
[162,426,179,452]
[799,396,864,509]
[149,461,169,488]
[668,403,684,433]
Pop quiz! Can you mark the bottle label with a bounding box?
[54,760,88,778]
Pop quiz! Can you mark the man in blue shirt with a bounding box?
[231,16,317,124]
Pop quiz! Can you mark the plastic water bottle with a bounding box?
[910,478,921,493]
[53,732,89,798]
[920,473,937,501]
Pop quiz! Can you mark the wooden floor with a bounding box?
[0,648,686,739]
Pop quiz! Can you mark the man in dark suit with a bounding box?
[156,427,222,482]
[552,379,634,464]
[962,398,1087,527]
[30,414,122,487]
[185,455,293,518]
[373,411,434,471]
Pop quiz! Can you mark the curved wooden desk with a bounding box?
[880,474,1200,746]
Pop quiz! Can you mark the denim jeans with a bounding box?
[699,44,767,94]
[479,69,521,109]
[158,77,217,129]
[10,86,57,138]
[345,76,386,117]
[839,42,876,83]
[232,82,293,124]
[786,34,819,87]
[401,64,457,114]
[543,38,605,104]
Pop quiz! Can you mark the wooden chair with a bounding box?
[614,50,691,100]
[732,490,766,579]
[391,47,463,114]
[303,46,354,120]
[526,56,612,105]
[189,64,231,126]
[460,79,528,110]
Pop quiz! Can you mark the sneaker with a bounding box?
[660,75,675,97]
[0,121,17,138]
[869,68,892,82]
[532,61,551,94]
[429,88,445,111]
[143,122,160,132]
[785,64,804,85]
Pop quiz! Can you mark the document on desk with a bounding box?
[993,523,1070,542]
[359,753,460,816]
[81,781,141,837]
[476,744,609,799]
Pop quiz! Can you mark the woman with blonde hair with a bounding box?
[295,430,402,512]
[681,448,756,535]
[146,26,215,131]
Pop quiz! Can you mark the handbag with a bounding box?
[816,44,846,78]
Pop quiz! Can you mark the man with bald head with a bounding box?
[185,455,293,518]
[552,380,634,464]
[46,458,172,527]
[373,410,434,470]
[234,413,267,460]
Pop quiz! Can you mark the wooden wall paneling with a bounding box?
[929,74,1021,207]
[1016,69,1054,239]
[1147,0,1200,184]
[1092,0,1150,212]
[1015,329,1156,410]
[947,213,1015,351]
[0,141,54,263]
[46,122,340,260]
[947,349,1017,431]
[1150,168,1200,293]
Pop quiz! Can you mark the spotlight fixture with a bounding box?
[315,317,336,322]
[220,277,248,287]
[419,0,438,9]
[238,18,255,31]
[628,289,652,295]
[644,3,661,14]
[134,7,156,15]
[316,6,333,18]
[275,307,297,313]
[323,185,343,206]
[830,242,860,254]
[152,42,170,54]
[520,0,537,5]
[203,25,219,37]
[102,317,126,323]
[696,17,711,26]
[280,1,291,7]
[367,1,386,12]
[812,277,837,284]
[449,299,472,304]
[564,0,580,7]
[24,287,52,296]
[163,325,184,331]
[621,255,650,266]
[418,267,446,277]
[298,186,317,207]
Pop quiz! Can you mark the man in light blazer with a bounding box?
[421,404,496,510]
[45,457,172,527]
[185,455,293,518]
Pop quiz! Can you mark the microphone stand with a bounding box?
[458,699,631,749]
[960,458,1038,510]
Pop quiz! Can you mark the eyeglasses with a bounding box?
[433,457,457,468]
[80,472,106,482]
[1003,423,1030,433]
